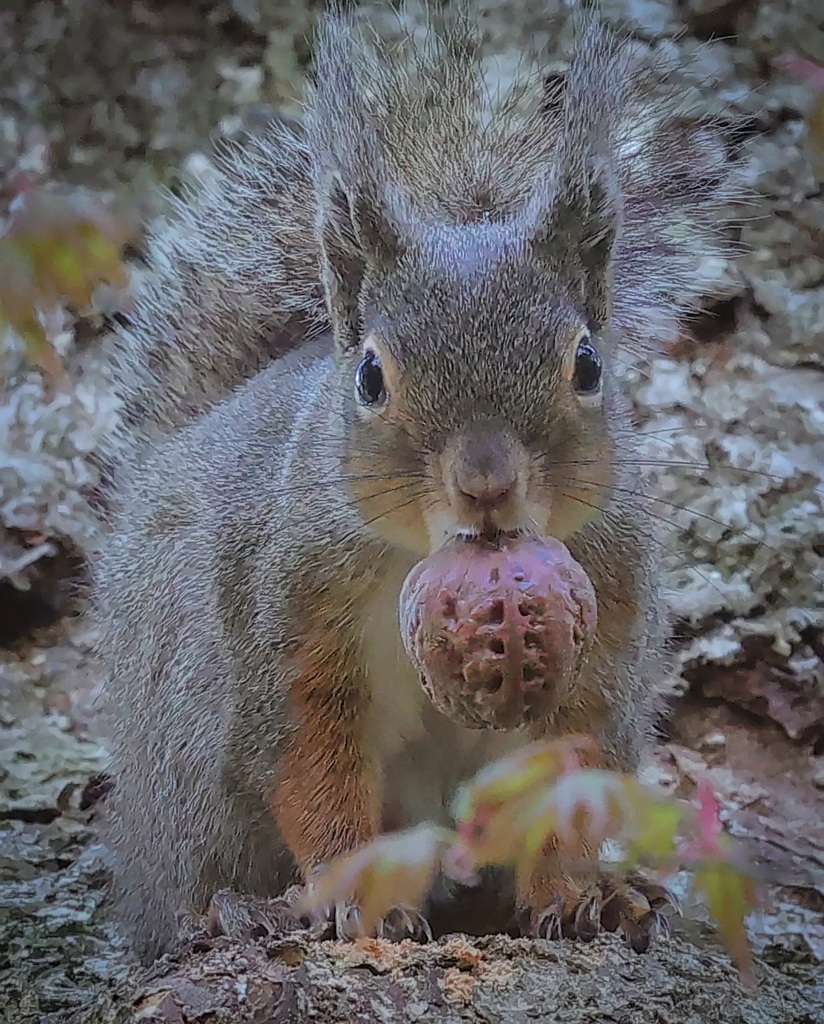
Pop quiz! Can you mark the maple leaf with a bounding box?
[677,779,761,987]
[297,738,759,984]
[624,794,683,867]
[450,735,597,880]
[295,823,454,935]
[776,52,824,93]
[452,736,596,831]
[693,859,759,988]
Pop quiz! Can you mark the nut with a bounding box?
[399,535,598,730]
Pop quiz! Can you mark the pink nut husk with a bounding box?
[399,535,598,731]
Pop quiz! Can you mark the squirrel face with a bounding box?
[305,12,702,558]
[341,231,617,557]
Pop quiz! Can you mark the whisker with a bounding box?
[556,489,731,602]
[286,478,430,521]
[612,425,709,440]
[573,478,770,544]
[538,453,822,492]
[359,492,432,531]
[273,471,428,498]
[340,479,428,511]
[568,478,819,581]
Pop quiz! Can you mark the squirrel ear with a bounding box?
[525,155,622,330]
[307,11,413,350]
[523,18,625,329]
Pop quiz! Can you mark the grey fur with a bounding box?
[104,4,735,459]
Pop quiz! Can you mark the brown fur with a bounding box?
[94,3,736,963]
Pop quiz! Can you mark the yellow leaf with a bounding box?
[452,734,597,827]
[624,786,685,865]
[296,824,454,935]
[36,241,92,307]
[1,183,134,377]
[694,858,759,988]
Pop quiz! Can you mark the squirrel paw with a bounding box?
[332,901,433,943]
[523,875,678,952]
[378,905,433,943]
[204,887,305,943]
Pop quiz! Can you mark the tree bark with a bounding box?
[121,931,822,1024]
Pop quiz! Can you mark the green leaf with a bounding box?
[624,789,685,866]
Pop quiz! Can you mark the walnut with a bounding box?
[399,536,597,730]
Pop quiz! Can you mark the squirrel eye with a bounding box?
[573,337,603,396]
[355,350,387,407]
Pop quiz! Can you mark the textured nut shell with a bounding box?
[399,536,597,731]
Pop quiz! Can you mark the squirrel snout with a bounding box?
[455,466,517,509]
[442,429,529,533]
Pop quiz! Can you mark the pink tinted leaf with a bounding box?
[540,769,629,855]
[452,734,597,830]
[776,52,824,92]
[694,778,723,842]
[466,769,635,873]
[678,777,728,863]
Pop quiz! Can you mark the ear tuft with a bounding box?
[306,10,416,348]
[522,18,626,327]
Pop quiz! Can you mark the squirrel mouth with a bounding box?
[464,523,522,546]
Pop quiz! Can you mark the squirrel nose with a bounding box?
[456,468,517,508]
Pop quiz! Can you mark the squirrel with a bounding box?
[93,3,736,964]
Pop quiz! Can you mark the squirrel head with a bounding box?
[335,221,620,555]
[306,6,735,555]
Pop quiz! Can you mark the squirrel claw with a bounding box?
[572,892,601,942]
[531,896,566,942]
[334,901,366,940]
[602,875,679,951]
[530,889,600,943]
[332,901,432,943]
[203,887,303,944]
[377,905,433,943]
[526,875,678,951]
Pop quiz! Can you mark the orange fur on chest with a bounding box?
[270,634,381,875]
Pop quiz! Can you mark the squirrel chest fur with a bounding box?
[94,5,734,963]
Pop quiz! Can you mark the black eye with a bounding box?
[573,337,602,395]
[356,350,387,406]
